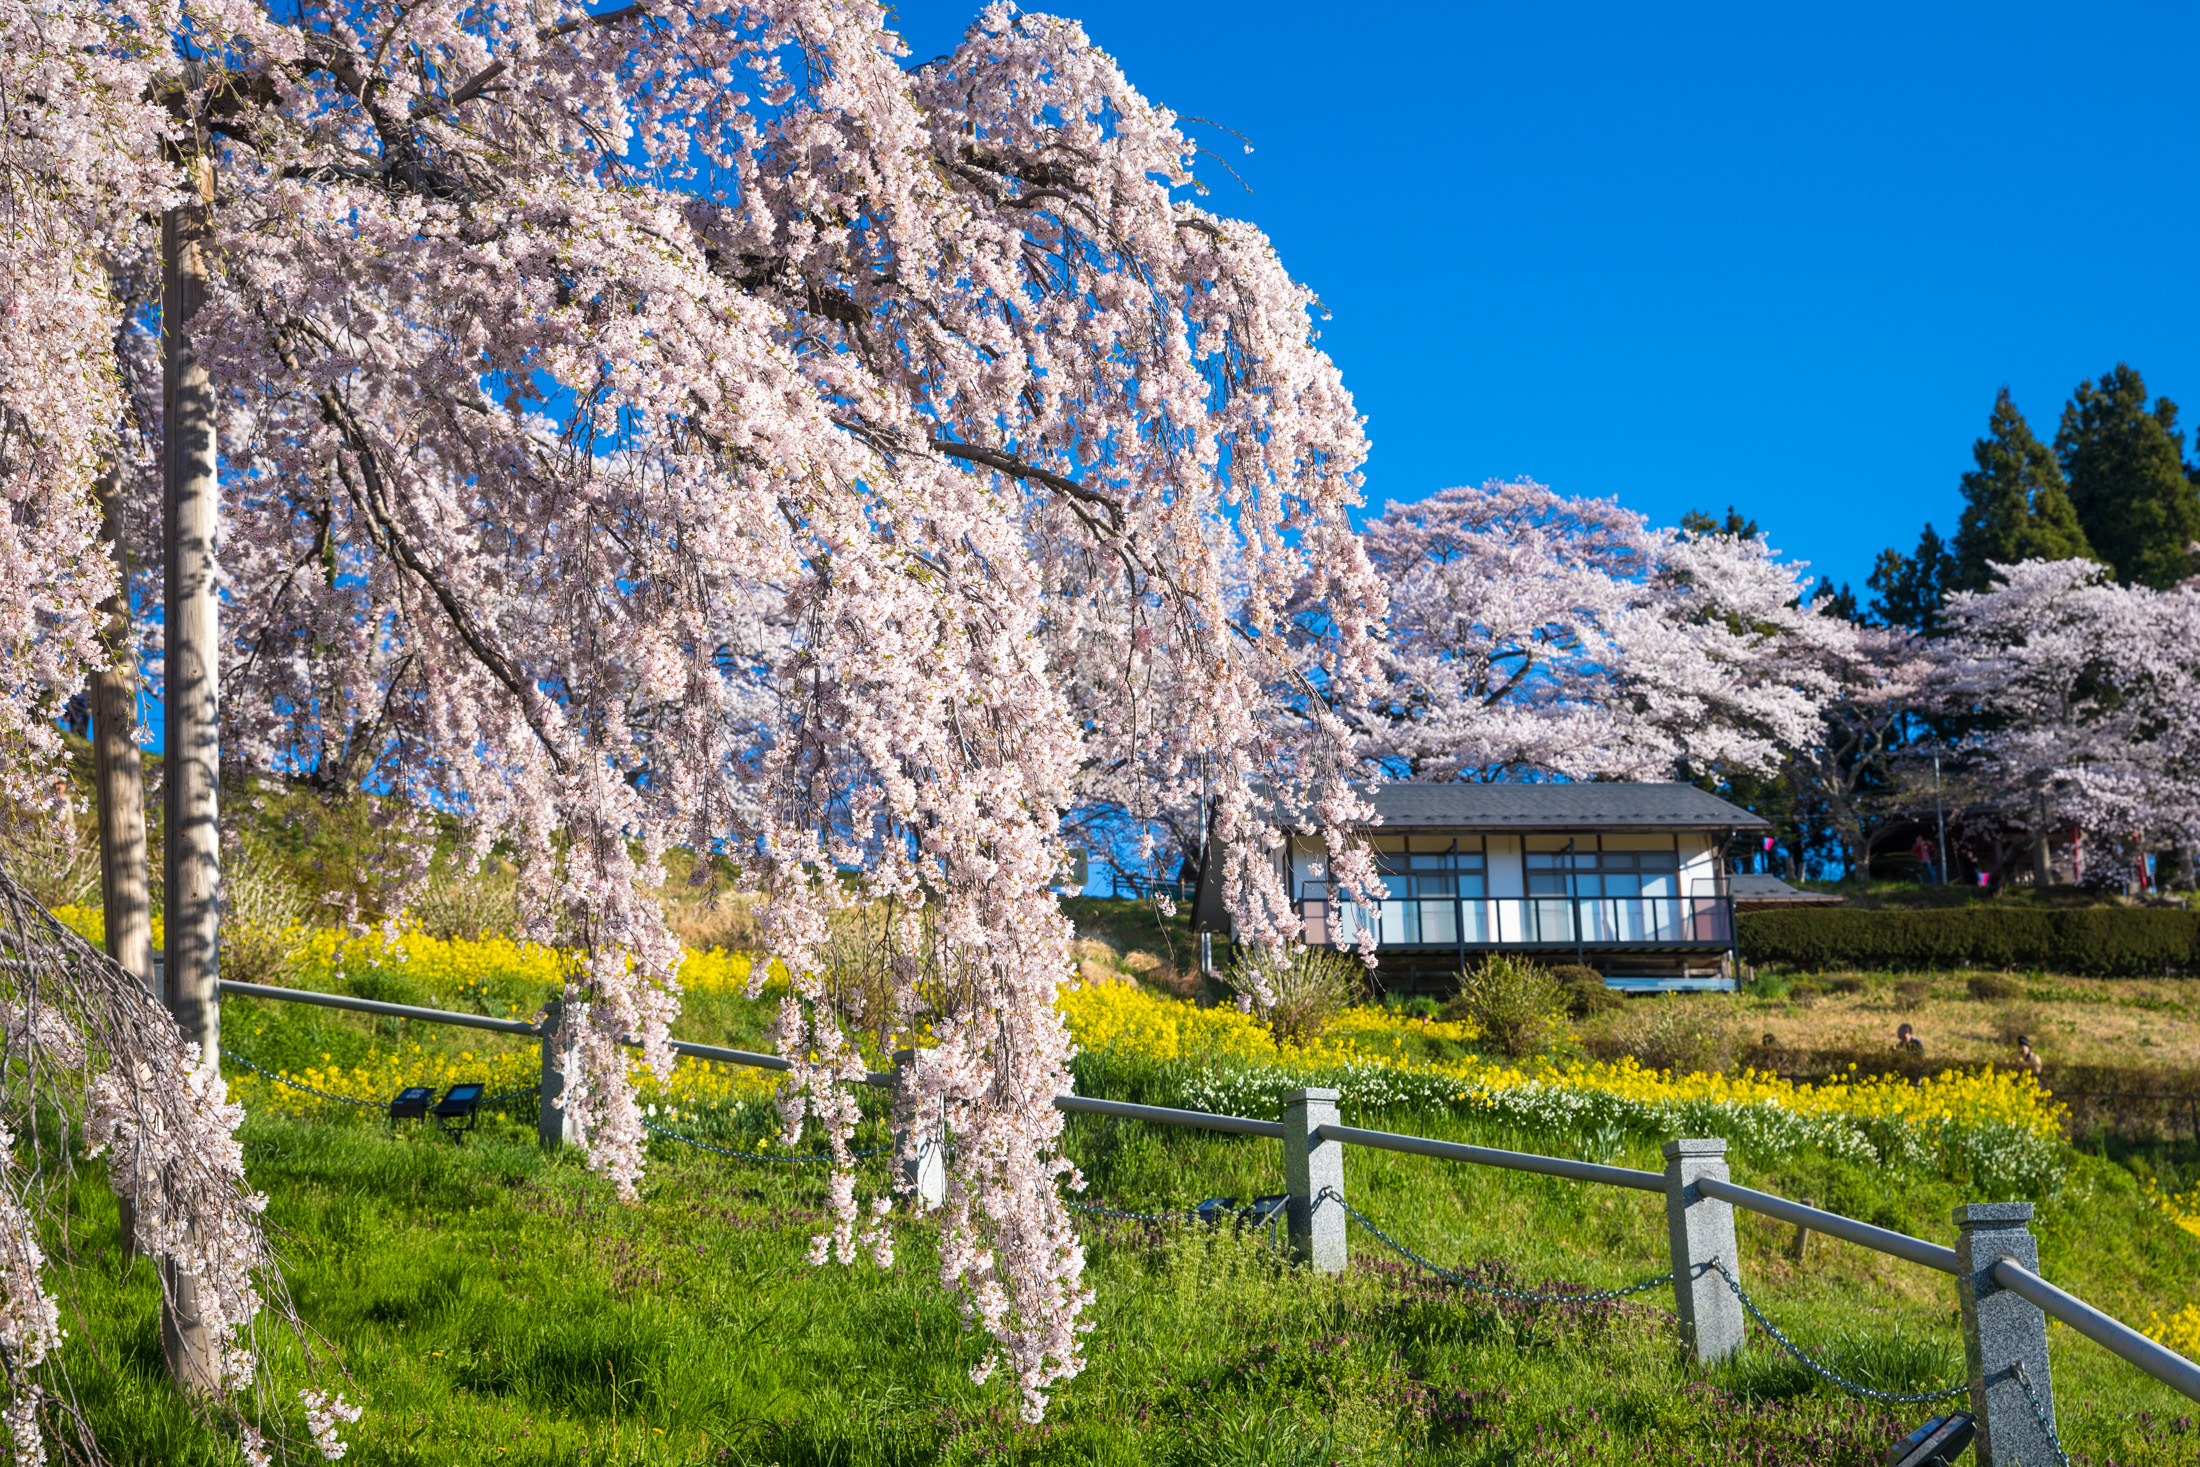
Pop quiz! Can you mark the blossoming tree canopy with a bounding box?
[1341,480,1842,784]
[144,0,1379,1416]
[0,0,175,821]
[1937,558,2200,858]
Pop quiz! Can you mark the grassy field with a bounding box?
[52,1094,2200,1467]
[39,945,2200,1467]
[1716,970,2200,1071]
[24,869,2200,1466]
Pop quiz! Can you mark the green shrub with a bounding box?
[1967,972,2021,1001]
[1547,964,1622,1018]
[221,841,312,987]
[1738,906,2198,977]
[1442,955,1568,1057]
[1894,978,1933,1005]
[1222,942,1363,1046]
[1613,994,1737,1075]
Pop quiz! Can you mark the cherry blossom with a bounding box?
[0,0,1391,1421]
[1936,558,2200,869]
[1334,480,1839,785]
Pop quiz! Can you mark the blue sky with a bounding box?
[897,0,2200,594]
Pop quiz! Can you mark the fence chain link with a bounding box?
[1063,1199,1190,1225]
[1705,1259,1967,1406]
[2011,1360,2072,1467]
[1322,1188,1675,1304]
[220,1048,382,1108]
[640,1117,888,1164]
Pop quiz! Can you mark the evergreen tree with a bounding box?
[1951,387,2093,591]
[1867,523,1956,635]
[1811,577,1861,622]
[2055,364,2200,588]
[1680,505,1762,540]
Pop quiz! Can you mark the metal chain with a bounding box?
[639,1118,889,1164]
[2011,1360,2072,1467]
[220,1048,383,1108]
[1322,1188,1675,1304]
[1706,1259,1967,1405]
[1063,1199,1190,1225]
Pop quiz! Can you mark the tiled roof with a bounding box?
[1279,781,1769,833]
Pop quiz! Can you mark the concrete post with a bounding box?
[1282,1087,1346,1274]
[536,1000,584,1149]
[893,1048,945,1212]
[1663,1137,1746,1362]
[1954,1203,2056,1467]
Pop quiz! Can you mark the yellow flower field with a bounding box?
[1054,977,1480,1066]
[227,1036,786,1122]
[52,908,2069,1186]
[1057,977,2064,1140]
[1059,979,2068,1191]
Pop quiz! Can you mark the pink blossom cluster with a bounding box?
[0,1122,65,1467]
[1,881,348,1463]
[1938,558,2200,857]
[1335,479,1845,784]
[0,0,176,819]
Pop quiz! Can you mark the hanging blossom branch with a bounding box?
[0,863,357,1465]
[0,0,1388,1426]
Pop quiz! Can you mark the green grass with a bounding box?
[45,1089,2200,1466]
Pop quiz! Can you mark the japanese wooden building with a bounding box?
[1192,782,1770,993]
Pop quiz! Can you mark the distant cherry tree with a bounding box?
[1936,558,2200,882]
[1332,480,1842,785]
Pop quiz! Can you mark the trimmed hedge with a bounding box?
[1738,906,2198,977]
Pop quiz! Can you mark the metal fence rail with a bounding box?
[219,979,539,1036]
[1993,1259,2200,1402]
[1693,1175,1959,1274]
[212,975,2200,1457]
[1054,1094,1287,1139]
[1317,1122,1666,1193]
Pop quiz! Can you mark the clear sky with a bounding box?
[896,0,2200,595]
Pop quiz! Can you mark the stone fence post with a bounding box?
[892,1048,946,1211]
[1282,1087,1346,1274]
[536,1000,583,1150]
[1663,1137,1746,1362]
[1954,1203,2056,1467]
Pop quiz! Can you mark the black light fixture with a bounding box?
[388,1086,433,1126]
[1193,1196,1239,1228]
[432,1083,486,1140]
[1891,1413,1975,1467]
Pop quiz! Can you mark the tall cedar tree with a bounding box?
[2056,364,2200,588]
[1812,578,1862,622]
[1952,387,2094,590]
[1868,523,1956,635]
[1680,505,1763,540]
